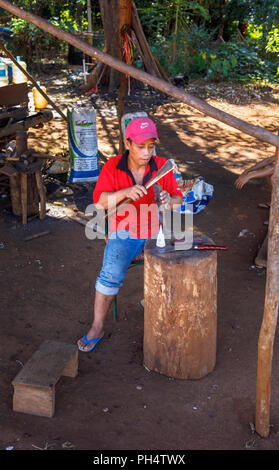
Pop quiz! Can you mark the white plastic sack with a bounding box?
[67,107,100,183]
[177,177,214,214]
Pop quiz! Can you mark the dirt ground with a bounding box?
[1,73,279,452]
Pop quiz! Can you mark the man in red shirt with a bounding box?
[78,117,183,352]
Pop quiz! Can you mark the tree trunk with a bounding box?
[99,0,132,92]
[84,0,168,93]
[238,22,247,38]
[217,0,225,41]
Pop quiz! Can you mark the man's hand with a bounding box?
[234,173,250,189]
[125,184,147,201]
[159,190,182,210]
[159,189,171,208]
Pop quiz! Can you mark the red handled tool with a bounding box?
[192,244,227,251]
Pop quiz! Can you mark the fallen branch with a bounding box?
[24,230,50,241]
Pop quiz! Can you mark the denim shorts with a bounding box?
[95,230,148,295]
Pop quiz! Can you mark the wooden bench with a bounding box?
[12,340,78,418]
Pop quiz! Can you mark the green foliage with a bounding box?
[138,0,279,84]
[4,0,89,64]
[1,0,279,84]
[8,17,62,62]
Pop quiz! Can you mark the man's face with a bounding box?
[125,138,156,167]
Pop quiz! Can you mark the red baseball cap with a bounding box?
[125,117,159,144]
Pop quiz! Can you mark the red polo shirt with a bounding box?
[93,151,183,239]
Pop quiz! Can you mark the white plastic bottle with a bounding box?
[0,58,8,87]
[12,56,28,84]
[4,58,13,83]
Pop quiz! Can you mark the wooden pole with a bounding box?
[131,1,164,79]
[0,41,67,122]
[0,0,279,148]
[87,0,93,45]
[255,146,279,437]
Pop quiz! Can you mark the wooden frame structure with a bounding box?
[0,0,278,437]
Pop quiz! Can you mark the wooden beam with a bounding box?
[0,110,53,138]
[0,82,28,107]
[0,0,279,148]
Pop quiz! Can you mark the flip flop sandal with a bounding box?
[258,203,270,209]
[78,334,103,352]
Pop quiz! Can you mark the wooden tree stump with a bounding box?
[143,234,217,379]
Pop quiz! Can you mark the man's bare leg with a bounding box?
[77,290,114,351]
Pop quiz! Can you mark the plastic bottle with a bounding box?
[5,59,13,83]
[12,56,28,84]
[0,58,8,87]
[32,81,48,111]
[156,225,166,248]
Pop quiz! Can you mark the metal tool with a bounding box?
[153,241,228,254]
[154,182,166,247]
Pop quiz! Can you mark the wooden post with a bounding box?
[20,172,28,225]
[9,174,21,215]
[256,147,279,437]
[8,131,42,222]
[0,0,279,148]
[35,169,46,219]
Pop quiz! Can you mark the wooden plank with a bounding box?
[0,162,18,176]
[12,340,78,418]
[12,340,78,388]
[0,83,28,107]
[13,382,55,418]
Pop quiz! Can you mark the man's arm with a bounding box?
[95,185,147,210]
[235,164,275,189]
[241,156,275,175]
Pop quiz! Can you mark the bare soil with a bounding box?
[1,73,279,451]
